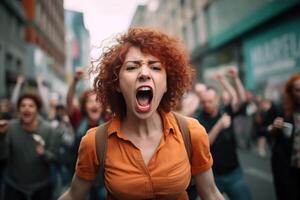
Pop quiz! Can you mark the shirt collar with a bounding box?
[107,117,122,137]
[106,111,177,139]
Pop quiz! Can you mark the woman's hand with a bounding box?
[268,117,284,133]
[273,117,284,129]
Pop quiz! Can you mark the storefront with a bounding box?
[243,13,300,101]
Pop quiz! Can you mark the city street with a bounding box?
[239,149,276,200]
[1,1,299,199]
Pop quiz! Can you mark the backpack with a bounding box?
[95,112,192,180]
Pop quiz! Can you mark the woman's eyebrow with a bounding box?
[148,60,160,64]
[124,60,160,64]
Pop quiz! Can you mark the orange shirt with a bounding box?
[76,111,213,200]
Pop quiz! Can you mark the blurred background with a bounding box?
[1,0,299,102]
[0,0,300,199]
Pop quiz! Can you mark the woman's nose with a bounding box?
[138,66,151,81]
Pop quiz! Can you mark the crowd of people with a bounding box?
[178,72,300,200]
[0,70,109,199]
[0,27,299,200]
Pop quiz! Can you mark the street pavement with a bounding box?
[238,149,276,200]
[195,148,276,200]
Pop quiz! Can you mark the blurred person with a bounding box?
[59,27,224,200]
[11,75,25,111]
[194,82,207,96]
[36,75,61,120]
[0,98,13,200]
[0,92,61,200]
[217,70,255,151]
[11,74,60,120]
[253,98,276,157]
[50,104,75,197]
[0,98,13,121]
[66,68,106,169]
[66,68,107,200]
[268,73,300,200]
[178,91,200,117]
[195,69,252,200]
[236,91,258,150]
[194,82,207,104]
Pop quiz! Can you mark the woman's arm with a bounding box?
[195,168,224,200]
[58,175,93,200]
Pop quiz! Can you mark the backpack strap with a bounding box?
[173,112,192,163]
[95,121,109,178]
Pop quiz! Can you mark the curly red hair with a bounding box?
[92,27,195,118]
[283,73,300,117]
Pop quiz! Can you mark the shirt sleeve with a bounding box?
[187,117,213,176]
[75,127,100,181]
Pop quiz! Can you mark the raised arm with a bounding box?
[208,113,231,145]
[195,168,224,200]
[58,175,93,200]
[11,75,25,108]
[66,68,84,116]
[214,73,239,111]
[227,67,247,104]
[36,75,50,114]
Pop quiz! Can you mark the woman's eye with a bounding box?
[126,65,138,70]
[150,65,162,71]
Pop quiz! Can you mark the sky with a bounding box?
[64,0,146,49]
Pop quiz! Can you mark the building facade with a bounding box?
[65,10,91,92]
[65,10,90,72]
[22,0,67,99]
[0,0,26,98]
[130,0,300,101]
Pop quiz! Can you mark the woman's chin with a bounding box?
[88,114,101,122]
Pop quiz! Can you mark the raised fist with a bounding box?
[227,67,238,78]
[75,68,85,81]
[219,113,231,129]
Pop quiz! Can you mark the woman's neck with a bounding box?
[122,111,163,137]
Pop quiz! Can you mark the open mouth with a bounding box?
[23,112,32,117]
[136,86,153,112]
[90,108,99,114]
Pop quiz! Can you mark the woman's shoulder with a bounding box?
[83,127,98,142]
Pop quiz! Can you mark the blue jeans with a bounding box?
[214,167,252,200]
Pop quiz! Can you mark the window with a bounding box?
[192,16,199,46]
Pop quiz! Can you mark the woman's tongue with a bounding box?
[136,96,151,112]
